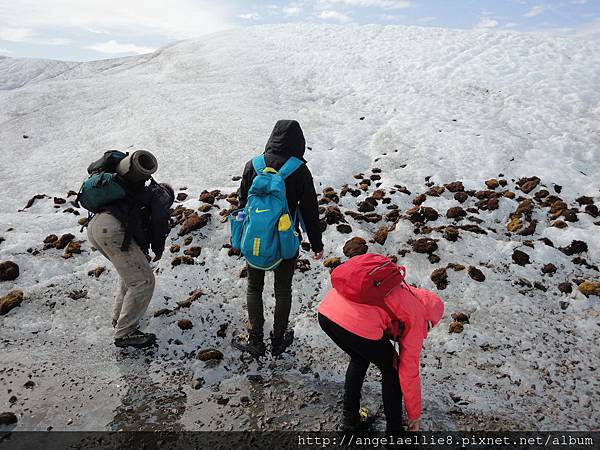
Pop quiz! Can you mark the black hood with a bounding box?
[264,120,306,161]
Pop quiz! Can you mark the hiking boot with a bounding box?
[114,329,156,349]
[270,330,294,357]
[232,333,266,358]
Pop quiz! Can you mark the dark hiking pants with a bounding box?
[246,258,296,339]
[318,313,403,432]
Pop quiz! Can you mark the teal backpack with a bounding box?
[77,150,129,213]
[230,155,304,270]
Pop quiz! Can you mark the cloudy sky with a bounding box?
[0,0,598,61]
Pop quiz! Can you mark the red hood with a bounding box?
[419,289,444,326]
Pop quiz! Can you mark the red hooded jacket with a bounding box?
[318,284,444,420]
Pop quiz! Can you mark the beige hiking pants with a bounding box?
[87,212,155,339]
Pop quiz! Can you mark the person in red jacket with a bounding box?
[317,263,444,433]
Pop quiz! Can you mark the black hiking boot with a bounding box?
[114,329,156,349]
[232,332,266,358]
[270,330,294,357]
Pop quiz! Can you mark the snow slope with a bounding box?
[0,25,599,432]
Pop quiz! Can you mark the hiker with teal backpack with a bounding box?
[231,120,323,357]
[79,150,175,349]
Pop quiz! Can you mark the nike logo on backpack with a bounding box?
[255,209,271,213]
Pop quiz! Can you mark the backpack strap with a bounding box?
[252,155,267,175]
[278,156,304,179]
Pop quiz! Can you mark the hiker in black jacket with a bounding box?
[87,181,174,349]
[233,120,324,357]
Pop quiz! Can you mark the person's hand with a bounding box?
[407,418,421,431]
[313,251,323,260]
[152,253,162,262]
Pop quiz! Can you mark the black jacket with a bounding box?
[104,182,172,256]
[238,120,323,253]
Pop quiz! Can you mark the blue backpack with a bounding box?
[230,155,304,270]
[77,150,128,213]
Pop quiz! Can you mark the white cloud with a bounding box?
[417,16,436,23]
[475,17,499,29]
[318,10,352,23]
[0,27,34,42]
[0,0,232,42]
[283,6,302,17]
[321,0,413,8]
[86,40,155,55]
[0,48,11,53]
[572,0,587,4]
[524,5,547,17]
[239,13,261,21]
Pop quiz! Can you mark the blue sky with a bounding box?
[0,0,598,61]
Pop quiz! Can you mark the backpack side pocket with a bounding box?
[229,209,245,250]
[278,213,300,260]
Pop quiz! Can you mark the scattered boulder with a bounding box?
[506,216,523,232]
[239,267,248,278]
[322,187,339,203]
[197,348,223,362]
[176,192,188,202]
[515,199,534,217]
[412,238,438,254]
[324,206,344,224]
[446,207,467,219]
[177,319,193,330]
[468,266,485,282]
[413,194,426,205]
[336,224,352,234]
[170,244,181,253]
[421,207,439,221]
[585,205,599,217]
[178,213,210,236]
[199,190,216,204]
[177,289,205,308]
[54,233,75,250]
[519,220,538,236]
[153,308,172,317]
[430,268,448,290]
[428,254,441,264]
[451,312,470,323]
[503,191,516,199]
[558,282,572,294]
[517,176,540,194]
[0,411,17,425]
[183,236,193,246]
[426,186,445,196]
[343,237,368,258]
[542,264,557,275]
[184,246,202,258]
[445,181,464,193]
[385,210,400,222]
[539,237,554,247]
[560,240,588,256]
[562,209,578,222]
[444,227,459,242]
[449,321,464,334]
[172,256,194,267]
[372,189,385,200]
[485,179,499,190]
[63,241,82,258]
[447,263,465,271]
[454,192,469,203]
[575,196,593,206]
[373,226,388,245]
[357,201,375,213]
[323,257,342,269]
[296,259,310,273]
[551,220,568,229]
[0,261,19,281]
[87,267,105,278]
[512,250,531,266]
[577,281,600,298]
[0,290,24,315]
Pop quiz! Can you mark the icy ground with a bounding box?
[0,25,599,432]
